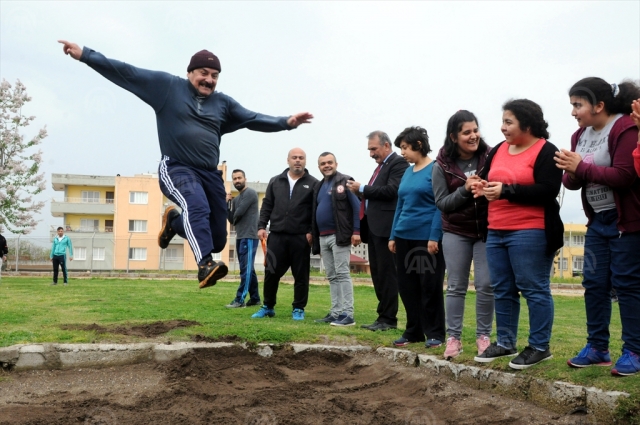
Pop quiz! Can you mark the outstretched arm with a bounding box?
[58,40,83,60]
[57,39,173,111]
[287,112,313,128]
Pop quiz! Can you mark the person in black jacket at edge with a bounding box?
[0,232,7,280]
[252,148,319,321]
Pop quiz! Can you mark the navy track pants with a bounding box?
[158,156,227,264]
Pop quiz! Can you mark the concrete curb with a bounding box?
[1,343,625,422]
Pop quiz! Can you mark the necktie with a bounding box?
[359,164,382,220]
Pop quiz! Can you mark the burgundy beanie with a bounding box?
[187,50,221,73]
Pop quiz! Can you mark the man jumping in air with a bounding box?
[59,40,312,288]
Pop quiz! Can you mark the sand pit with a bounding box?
[0,345,595,424]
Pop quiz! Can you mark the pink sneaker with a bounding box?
[444,337,463,360]
[477,335,491,355]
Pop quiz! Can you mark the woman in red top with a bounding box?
[555,78,640,376]
[472,99,563,370]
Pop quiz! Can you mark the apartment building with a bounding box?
[554,223,587,278]
[50,168,370,273]
[50,165,231,271]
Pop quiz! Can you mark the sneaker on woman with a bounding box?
[567,343,612,368]
[444,337,462,360]
[476,335,491,355]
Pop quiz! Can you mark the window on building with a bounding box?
[573,256,584,272]
[129,192,148,204]
[129,248,147,260]
[75,247,87,261]
[105,220,114,232]
[81,191,100,203]
[128,220,148,232]
[212,252,222,261]
[165,248,180,262]
[559,257,568,271]
[571,235,585,246]
[80,219,99,231]
[92,247,105,261]
[106,192,114,204]
[564,235,570,246]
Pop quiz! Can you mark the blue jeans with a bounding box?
[234,238,260,304]
[583,210,640,354]
[486,229,554,351]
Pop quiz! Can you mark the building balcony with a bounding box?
[50,224,114,234]
[51,173,115,191]
[51,197,115,217]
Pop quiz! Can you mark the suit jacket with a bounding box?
[360,152,409,242]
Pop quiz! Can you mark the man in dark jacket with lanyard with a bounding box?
[58,40,313,289]
[347,131,409,331]
[252,148,318,321]
[311,152,361,326]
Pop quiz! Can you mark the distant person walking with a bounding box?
[50,227,73,286]
[0,232,8,280]
[58,40,312,289]
[226,169,261,308]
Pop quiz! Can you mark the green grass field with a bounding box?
[0,276,638,421]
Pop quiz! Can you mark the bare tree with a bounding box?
[0,79,46,234]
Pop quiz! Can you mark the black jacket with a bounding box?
[311,171,360,255]
[360,152,409,242]
[0,234,7,256]
[258,168,319,235]
[434,145,490,240]
[480,140,564,256]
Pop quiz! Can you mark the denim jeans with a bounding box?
[234,238,260,304]
[486,229,554,351]
[583,209,640,354]
[320,234,354,317]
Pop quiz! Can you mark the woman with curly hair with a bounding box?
[388,126,446,349]
[555,78,640,376]
[472,99,563,370]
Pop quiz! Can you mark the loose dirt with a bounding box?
[59,320,201,338]
[0,345,595,425]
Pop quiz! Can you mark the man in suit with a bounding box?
[347,131,409,331]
